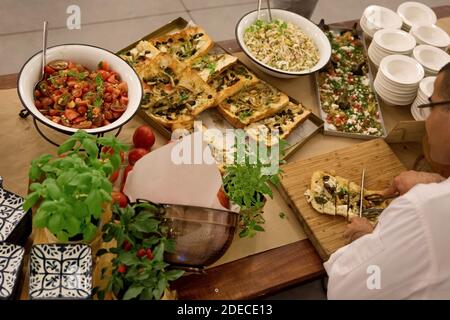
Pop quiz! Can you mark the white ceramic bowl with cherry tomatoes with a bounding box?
[17,44,143,135]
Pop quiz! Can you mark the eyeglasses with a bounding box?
[417,98,450,109]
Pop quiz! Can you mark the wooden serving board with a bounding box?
[278,139,407,261]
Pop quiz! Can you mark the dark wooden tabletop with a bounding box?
[1,5,449,300]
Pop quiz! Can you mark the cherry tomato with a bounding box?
[137,248,146,258]
[122,240,132,252]
[128,148,148,165]
[44,65,56,75]
[133,125,155,150]
[110,170,119,183]
[146,248,153,260]
[117,264,127,274]
[121,165,133,192]
[112,191,128,208]
[217,189,230,209]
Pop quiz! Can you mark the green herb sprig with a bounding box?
[95,202,184,300]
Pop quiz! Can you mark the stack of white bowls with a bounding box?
[374,55,425,106]
[368,29,416,67]
[410,24,450,51]
[413,44,450,76]
[411,76,435,120]
[397,2,437,32]
[360,5,403,39]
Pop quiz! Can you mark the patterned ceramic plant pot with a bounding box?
[0,177,32,246]
[0,243,25,300]
[28,243,93,300]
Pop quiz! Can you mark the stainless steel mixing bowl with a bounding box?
[163,204,238,272]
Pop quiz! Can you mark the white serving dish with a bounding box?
[397,2,437,29]
[413,44,450,73]
[17,44,143,135]
[373,28,416,53]
[380,54,424,85]
[235,9,331,78]
[361,5,403,38]
[410,24,450,49]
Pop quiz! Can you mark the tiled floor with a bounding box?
[1,0,448,75]
[0,0,447,300]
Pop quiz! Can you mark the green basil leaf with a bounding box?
[165,269,184,281]
[253,225,265,232]
[83,223,97,242]
[33,208,50,228]
[123,285,144,300]
[58,138,76,155]
[82,138,98,159]
[23,191,40,211]
[48,214,63,235]
[109,154,121,171]
[65,215,81,236]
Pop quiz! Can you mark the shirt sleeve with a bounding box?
[324,195,432,300]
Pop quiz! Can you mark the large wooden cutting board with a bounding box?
[278,139,407,261]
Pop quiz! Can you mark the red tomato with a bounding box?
[128,148,148,165]
[122,240,132,252]
[217,189,230,209]
[112,191,128,208]
[137,248,146,258]
[110,170,119,183]
[44,65,56,75]
[146,248,153,260]
[133,125,155,150]
[64,109,79,121]
[121,165,133,192]
[99,60,109,71]
[117,264,127,274]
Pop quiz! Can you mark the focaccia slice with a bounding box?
[136,53,188,108]
[145,88,194,130]
[177,69,216,115]
[190,53,238,82]
[120,40,160,67]
[335,176,351,218]
[152,26,213,63]
[209,64,258,104]
[217,81,289,128]
[245,102,311,146]
[304,171,337,216]
[348,181,361,218]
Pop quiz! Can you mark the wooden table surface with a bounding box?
[2,5,449,300]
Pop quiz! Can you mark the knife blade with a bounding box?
[359,169,365,218]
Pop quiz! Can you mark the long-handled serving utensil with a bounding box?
[33,21,48,95]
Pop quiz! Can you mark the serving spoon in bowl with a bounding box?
[34,21,49,97]
[19,20,48,119]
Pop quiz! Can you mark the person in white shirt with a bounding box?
[325,62,450,299]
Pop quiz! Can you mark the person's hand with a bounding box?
[383,170,445,196]
[344,217,374,243]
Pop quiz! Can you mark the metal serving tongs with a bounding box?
[257,0,273,22]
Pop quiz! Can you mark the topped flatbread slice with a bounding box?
[217,80,289,128]
[151,26,214,63]
[190,53,238,82]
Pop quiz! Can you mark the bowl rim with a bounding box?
[413,44,450,72]
[362,5,403,30]
[380,54,424,85]
[373,28,416,53]
[411,24,450,48]
[397,1,437,28]
[235,8,331,76]
[17,43,143,135]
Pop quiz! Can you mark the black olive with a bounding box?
[207,95,213,99]
[187,100,196,106]
[174,79,179,85]
[178,38,185,42]
[126,52,131,56]
[155,41,161,46]
[226,98,233,103]
[323,175,330,182]
[145,50,151,54]
[168,38,173,43]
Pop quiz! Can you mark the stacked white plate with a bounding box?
[397,2,437,32]
[411,77,435,120]
[368,29,416,67]
[410,24,450,51]
[374,55,424,106]
[413,44,450,76]
[360,5,403,38]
